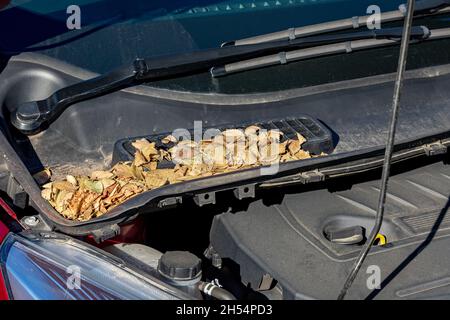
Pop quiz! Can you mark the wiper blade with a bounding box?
[11,27,429,135]
[212,26,449,77]
[226,0,450,46]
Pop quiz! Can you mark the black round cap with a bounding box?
[157,251,202,281]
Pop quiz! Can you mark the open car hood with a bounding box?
[1,54,450,240]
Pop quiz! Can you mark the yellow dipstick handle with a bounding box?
[374,234,387,246]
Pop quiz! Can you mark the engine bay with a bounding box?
[1,53,450,299]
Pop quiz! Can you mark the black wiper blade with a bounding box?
[11,27,430,135]
[212,26,445,77]
[142,27,428,79]
[228,0,449,46]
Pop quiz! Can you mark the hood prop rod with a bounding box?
[337,0,416,300]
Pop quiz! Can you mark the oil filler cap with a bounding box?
[157,251,202,285]
[324,225,365,245]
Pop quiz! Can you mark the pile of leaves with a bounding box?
[40,126,323,221]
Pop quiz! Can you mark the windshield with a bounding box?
[1,0,450,93]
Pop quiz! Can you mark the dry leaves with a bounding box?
[42,126,325,221]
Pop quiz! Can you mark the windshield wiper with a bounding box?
[225,0,450,46]
[211,26,450,77]
[11,27,430,135]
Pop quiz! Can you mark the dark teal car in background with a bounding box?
[2,0,449,93]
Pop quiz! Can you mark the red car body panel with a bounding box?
[0,219,10,300]
[0,268,9,300]
[0,197,18,300]
[0,198,17,221]
[0,219,7,242]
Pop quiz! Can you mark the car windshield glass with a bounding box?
[1,0,450,94]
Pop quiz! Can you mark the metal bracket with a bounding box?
[194,192,216,207]
[7,175,28,209]
[298,170,326,184]
[424,141,448,156]
[91,224,120,243]
[204,245,222,269]
[157,196,183,208]
[233,184,256,200]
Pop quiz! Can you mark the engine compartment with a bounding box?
[211,156,450,299]
[1,53,450,299]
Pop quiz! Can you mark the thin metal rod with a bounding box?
[337,0,416,300]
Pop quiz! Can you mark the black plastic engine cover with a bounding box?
[210,158,450,299]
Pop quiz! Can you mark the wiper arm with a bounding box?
[226,0,450,46]
[11,27,429,135]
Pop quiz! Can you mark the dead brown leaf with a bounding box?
[43,124,328,221]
